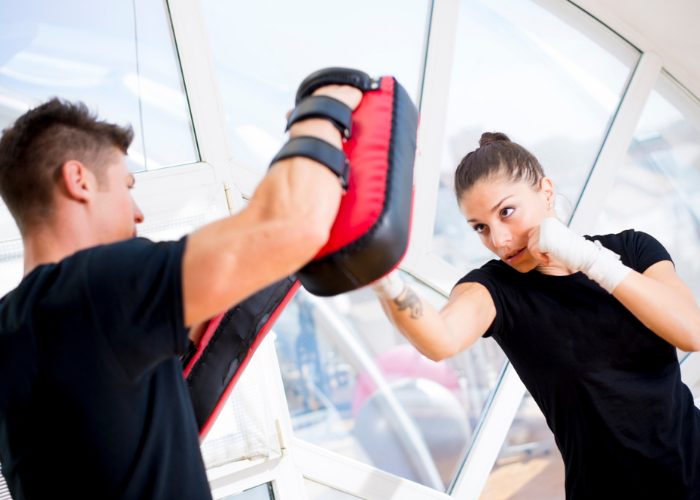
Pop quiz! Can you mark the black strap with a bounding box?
[180,339,198,367]
[286,95,353,138]
[270,136,349,189]
[295,67,378,104]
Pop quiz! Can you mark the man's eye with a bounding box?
[473,224,486,233]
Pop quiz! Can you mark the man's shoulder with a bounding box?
[1,262,58,331]
[67,236,187,273]
[1,238,185,323]
[74,236,182,258]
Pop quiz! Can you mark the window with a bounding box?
[201,0,430,184]
[594,72,700,298]
[0,0,198,172]
[273,276,503,491]
[432,0,639,272]
[223,482,274,500]
[427,2,640,496]
[480,394,565,499]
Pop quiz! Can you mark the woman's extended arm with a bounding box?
[374,276,496,361]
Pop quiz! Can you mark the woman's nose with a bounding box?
[491,224,512,249]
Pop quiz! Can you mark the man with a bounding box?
[0,83,361,499]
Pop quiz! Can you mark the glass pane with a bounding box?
[0,240,22,297]
[432,0,639,271]
[0,0,198,172]
[274,273,504,492]
[221,482,274,500]
[0,465,10,500]
[200,338,281,470]
[480,394,565,499]
[691,369,700,401]
[305,479,363,499]
[594,72,700,300]
[202,0,430,180]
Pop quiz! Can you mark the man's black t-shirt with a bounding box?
[0,238,212,499]
[459,230,700,499]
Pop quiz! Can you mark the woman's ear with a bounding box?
[540,176,555,209]
[59,160,93,203]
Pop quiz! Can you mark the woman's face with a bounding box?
[459,173,554,273]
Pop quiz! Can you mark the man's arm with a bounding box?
[182,86,362,328]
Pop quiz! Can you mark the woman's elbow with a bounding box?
[684,313,700,351]
[419,337,463,362]
[417,349,449,363]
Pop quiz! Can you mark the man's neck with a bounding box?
[22,222,98,276]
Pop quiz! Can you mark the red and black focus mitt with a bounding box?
[286,67,418,296]
[185,68,418,436]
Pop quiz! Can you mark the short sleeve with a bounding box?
[82,237,188,379]
[455,261,506,339]
[595,229,673,274]
[629,230,672,273]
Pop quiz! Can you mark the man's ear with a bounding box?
[59,160,93,203]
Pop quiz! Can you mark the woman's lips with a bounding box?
[505,247,527,264]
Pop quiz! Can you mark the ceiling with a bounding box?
[571,0,700,99]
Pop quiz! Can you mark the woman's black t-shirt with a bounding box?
[458,229,700,499]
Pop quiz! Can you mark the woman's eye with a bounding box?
[500,207,514,218]
[472,224,486,233]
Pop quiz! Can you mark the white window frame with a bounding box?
[162,0,700,498]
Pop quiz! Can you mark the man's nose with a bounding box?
[133,201,144,224]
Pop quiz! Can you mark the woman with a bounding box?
[372,132,700,499]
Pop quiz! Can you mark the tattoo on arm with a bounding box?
[393,287,423,319]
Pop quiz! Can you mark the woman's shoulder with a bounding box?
[585,229,671,272]
[586,228,661,247]
[457,259,514,287]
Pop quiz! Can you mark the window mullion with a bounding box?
[570,51,662,233]
[166,0,243,211]
[408,0,460,259]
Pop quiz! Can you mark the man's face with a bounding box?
[92,153,143,244]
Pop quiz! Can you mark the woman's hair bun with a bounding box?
[479,132,510,147]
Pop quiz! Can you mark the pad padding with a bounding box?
[298,75,418,296]
[184,277,299,436]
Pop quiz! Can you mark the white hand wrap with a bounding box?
[538,217,631,293]
[370,270,406,300]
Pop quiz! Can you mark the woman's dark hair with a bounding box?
[454,132,544,200]
[0,98,133,233]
